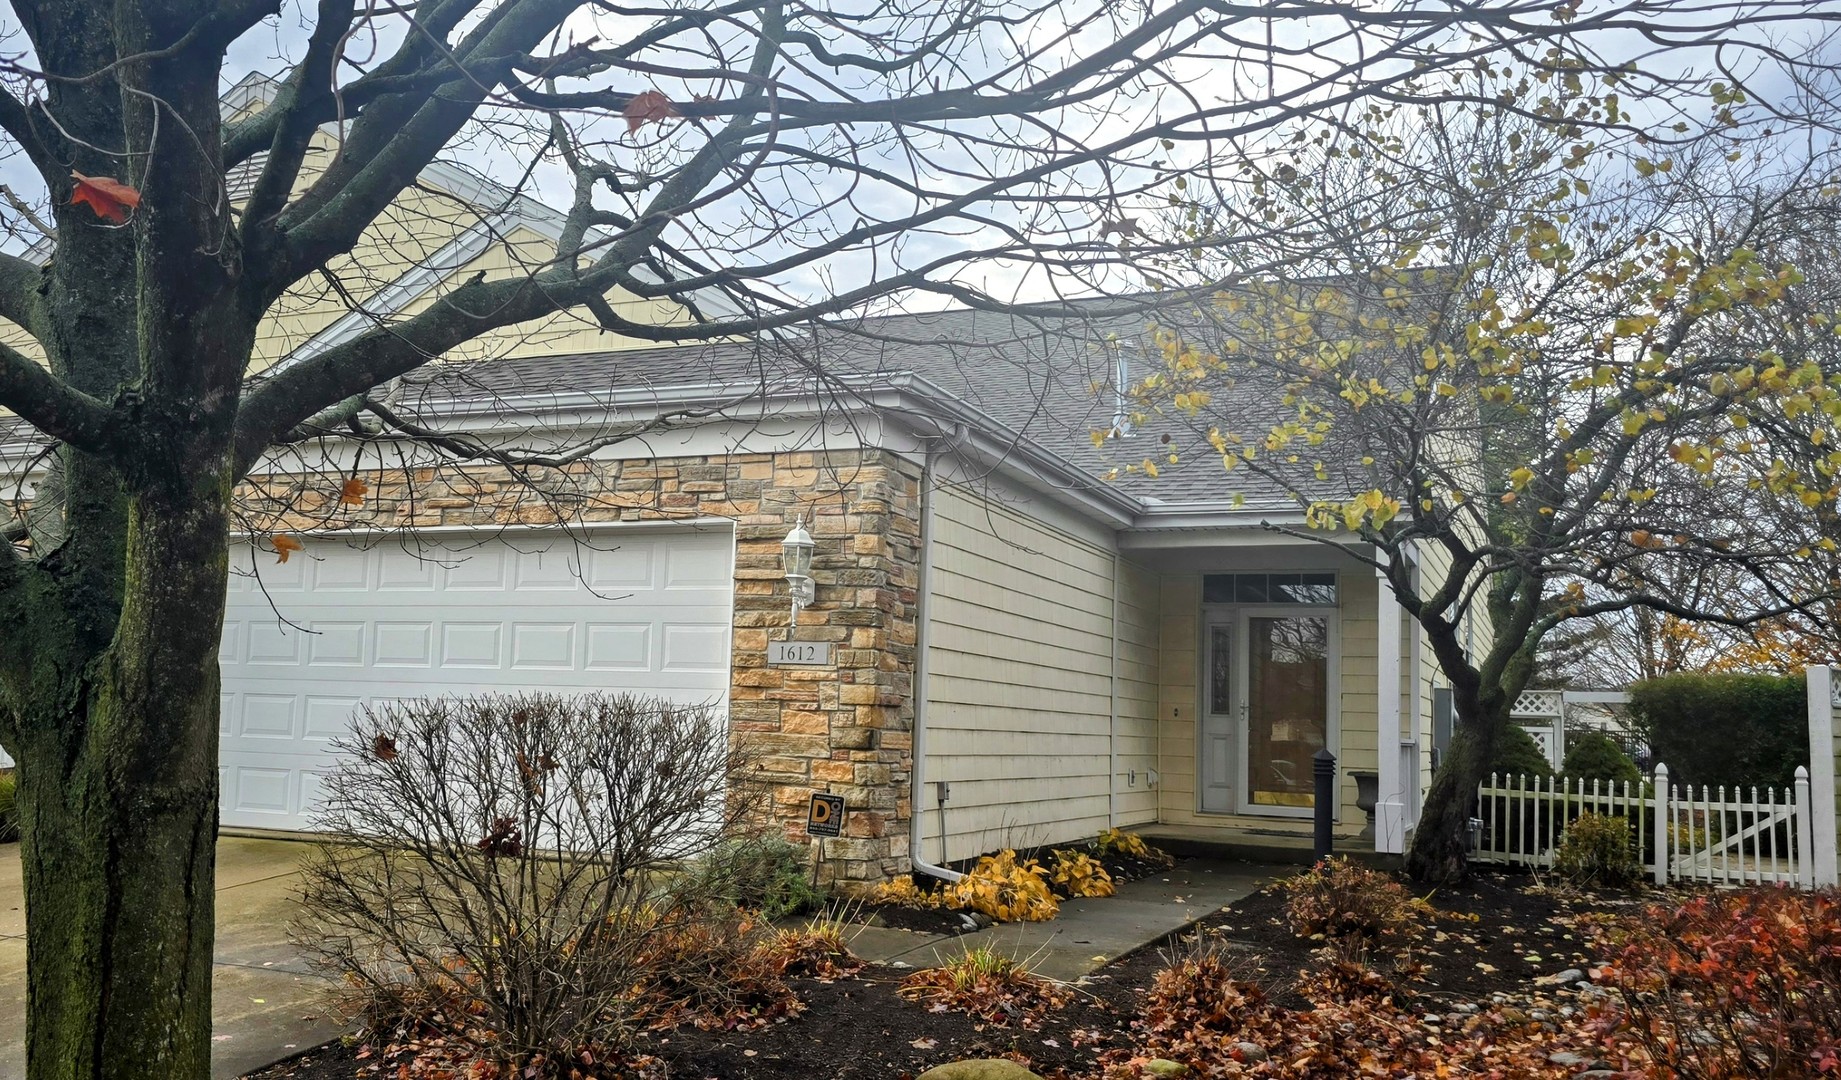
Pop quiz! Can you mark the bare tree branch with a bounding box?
[0,339,117,453]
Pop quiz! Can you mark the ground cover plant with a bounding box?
[260,857,1819,1080]
[896,946,1073,1028]
[864,831,1173,932]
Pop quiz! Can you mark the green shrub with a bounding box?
[686,835,825,920]
[1552,811,1638,886]
[0,772,16,843]
[1627,673,1806,788]
[1489,723,1553,779]
[1560,731,1641,786]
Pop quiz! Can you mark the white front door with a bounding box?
[1199,618,1236,812]
[216,525,735,832]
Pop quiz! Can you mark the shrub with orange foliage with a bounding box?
[1594,888,1841,1079]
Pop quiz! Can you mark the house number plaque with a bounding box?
[769,641,834,666]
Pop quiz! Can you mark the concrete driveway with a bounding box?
[0,836,347,1078]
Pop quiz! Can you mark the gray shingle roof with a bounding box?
[396,301,1322,513]
[6,299,1367,520]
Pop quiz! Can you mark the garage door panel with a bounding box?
[662,624,730,672]
[248,621,303,665]
[446,549,508,589]
[585,623,650,670]
[311,552,370,591]
[303,695,362,740]
[376,549,438,590]
[665,538,733,588]
[307,621,365,666]
[441,623,504,668]
[590,546,653,588]
[218,527,734,831]
[511,622,577,669]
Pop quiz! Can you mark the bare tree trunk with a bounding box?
[14,490,230,1080]
[1405,708,1507,884]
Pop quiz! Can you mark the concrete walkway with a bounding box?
[0,836,344,1079]
[844,858,1277,982]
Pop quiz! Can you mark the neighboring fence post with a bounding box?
[1796,766,1817,891]
[1652,762,1670,887]
[1806,665,1839,887]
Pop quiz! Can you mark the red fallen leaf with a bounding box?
[339,476,368,506]
[624,90,678,133]
[371,734,398,761]
[69,171,140,224]
[271,534,304,563]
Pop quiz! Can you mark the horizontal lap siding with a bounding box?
[923,486,1119,863]
[1116,559,1161,826]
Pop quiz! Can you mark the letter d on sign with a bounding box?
[807,792,845,837]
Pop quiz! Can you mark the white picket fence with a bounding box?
[1474,762,1816,888]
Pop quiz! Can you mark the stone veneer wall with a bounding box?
[240,447,924,887]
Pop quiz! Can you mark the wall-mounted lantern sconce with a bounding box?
[781,515,815,628]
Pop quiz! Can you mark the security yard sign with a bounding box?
[806,792,846,837]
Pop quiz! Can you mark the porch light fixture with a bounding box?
[782,515,815,627]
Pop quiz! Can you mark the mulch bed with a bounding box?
[245,868,1648,1080]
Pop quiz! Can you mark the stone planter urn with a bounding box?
[1351,770,1379,839]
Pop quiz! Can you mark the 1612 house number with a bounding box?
[768,641,834,666]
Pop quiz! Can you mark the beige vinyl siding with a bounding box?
[1,131,683,383]
[1115,557,1161,826]
[921,483,1120,862]
[1156,565,1376,834]
[1410,538,1458,798]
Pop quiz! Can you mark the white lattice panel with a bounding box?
[1510,689,1563,718]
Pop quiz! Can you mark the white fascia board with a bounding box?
[1125,501,1310,532]
[1116,527,1335,552]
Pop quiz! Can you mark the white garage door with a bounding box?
[217,525,735,831]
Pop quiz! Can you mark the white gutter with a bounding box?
[908,446,962,883]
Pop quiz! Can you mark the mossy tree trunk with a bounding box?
[1402,563,1544,885]
[0,7,253,1077]
[11,492,234,1080]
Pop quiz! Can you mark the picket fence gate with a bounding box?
[1473,762,1816,888]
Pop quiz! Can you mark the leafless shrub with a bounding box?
[296,692,755,1069]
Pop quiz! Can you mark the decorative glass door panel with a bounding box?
[1240,614,1330,813]
[1199,621,1235,812]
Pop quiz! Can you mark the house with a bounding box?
[1,77,1485,888]
[206,299,1487,886]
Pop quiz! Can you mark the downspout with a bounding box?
[1374,554,1407,855]
[910,445,963,882]
[1404,547,1425,828]
[1109,551,1122,827]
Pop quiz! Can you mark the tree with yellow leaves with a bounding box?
[1111,73,1841,881]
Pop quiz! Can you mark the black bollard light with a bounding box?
[1312,749,1337,861]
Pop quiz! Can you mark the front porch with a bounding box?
[1120,532,1435,857]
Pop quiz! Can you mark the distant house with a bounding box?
[1,76,1485,887]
